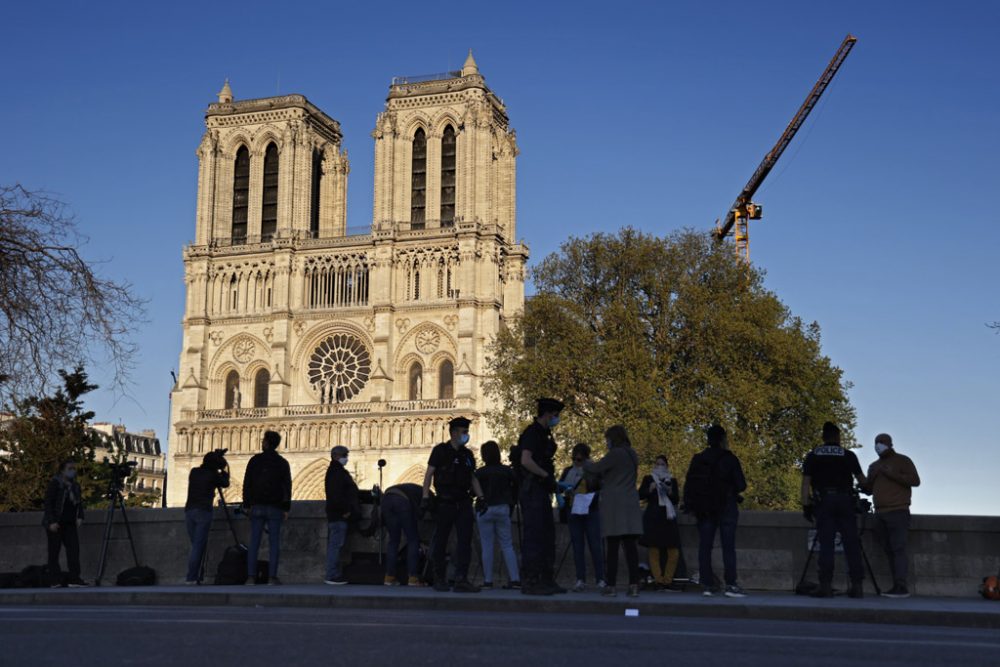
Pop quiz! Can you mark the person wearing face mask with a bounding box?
[865,433,920,598]
[639,455,682,591]
[324,445,359,585]
[516,397,565,596]
[559,443,605,592]
[422,416,486,593]
[42,459,88,587]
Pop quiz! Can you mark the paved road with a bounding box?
[2,605,999,667]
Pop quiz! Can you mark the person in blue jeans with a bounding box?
[560,443,605,592]
[381,483,426,586]
[684,424,747,598]
[183,449,230,584]
[243,431,292,585]
[324,445,358,585]
[475,441,520,589]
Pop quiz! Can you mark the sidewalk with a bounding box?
[2,584,998,629]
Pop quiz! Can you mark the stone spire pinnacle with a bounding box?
[218,79,233,103]
[461,49,479,77]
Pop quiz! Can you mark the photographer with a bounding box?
[42,459,88,587]
[243,430,292,585]
[183,450,230,584]
[801,422,868,598]
[866,433,920,598]
[323,446,358,586]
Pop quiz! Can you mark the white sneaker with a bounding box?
[724,584,747,598]
[571,580,586,593]
[596,579,608,589]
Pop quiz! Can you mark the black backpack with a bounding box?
[116,565,156,586]
[683,451,730,516]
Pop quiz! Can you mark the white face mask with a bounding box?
[653,465,667,474]
[874,443,890,456]
[338,457,349,466]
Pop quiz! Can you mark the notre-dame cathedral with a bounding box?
[166,52,527,506]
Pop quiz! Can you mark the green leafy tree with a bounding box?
[484,228,855,509]
[0,367,109,511]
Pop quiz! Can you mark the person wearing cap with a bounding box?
[517,397,565,596]
[324,445,358,585]
[422,416,486,593]
[865,433,920,598]
[801,422,868,598]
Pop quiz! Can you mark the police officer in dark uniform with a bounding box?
[421,416,486,593]
[516,397,565,596]
[801,421,869,598]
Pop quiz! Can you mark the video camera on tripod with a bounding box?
[101,458,137,490]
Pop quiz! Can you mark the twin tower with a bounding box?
[166,53,527,506]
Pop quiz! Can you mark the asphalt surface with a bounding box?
[3,605,1000,667]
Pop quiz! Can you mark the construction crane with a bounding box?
[714,34,857,261]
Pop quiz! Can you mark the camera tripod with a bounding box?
[94,475,140,587]
[796,507,882,596]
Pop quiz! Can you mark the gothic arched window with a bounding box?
[224,370,240,409]
[438,359,454,400]
[310,148,322,238]
[408,362,423,401]
[261,143,279,241]
[232,146,250,241]
[441,125,456,226]
[253,368,270,408]
[411,128,426,228]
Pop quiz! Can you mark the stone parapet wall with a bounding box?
[2,507,994,597]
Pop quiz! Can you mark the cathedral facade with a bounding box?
[166,53,527,506]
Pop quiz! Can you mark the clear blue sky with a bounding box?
[2,1,997,515]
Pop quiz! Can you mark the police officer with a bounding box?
[517,397,565,596]
[421,416,486,593]
[801,422,868,598]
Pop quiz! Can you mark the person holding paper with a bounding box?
[559,443,606,593]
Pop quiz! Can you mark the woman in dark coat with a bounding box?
[639,454,681,590]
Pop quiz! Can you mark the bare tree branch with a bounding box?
[0,184,147,404]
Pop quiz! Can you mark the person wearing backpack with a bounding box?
[243,430,292,585]
[683,424,747,598]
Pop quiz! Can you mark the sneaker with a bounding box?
[881,584,910,599]
[689,572,700,585]
[627,584,640,598]
[571,580,586,593]
[266,577,282,586]
[662,583,684,592]
[481,581,493,590]
[384,576,399,587]
[811,583,834,598]
[324,577,348,586]
[596,579,608,590]
[407,576,426,587]
[601,586,618,597]
[503,580,521,590]
[245,579,257,586]
[702,587,720,597]
[183,580,199,586]
[724,584,747,599]
[66,577,89,588]
[848,581,864,599]
[452,579,481,593]
[521,582,554,596]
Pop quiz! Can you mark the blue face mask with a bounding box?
[458,433,470,446]
[549,416,560,428]
[64,469,76,480]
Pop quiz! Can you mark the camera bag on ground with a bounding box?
[116,565,156,586]
[212,486,271,584]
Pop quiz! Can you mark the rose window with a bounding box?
[307,334,371,401]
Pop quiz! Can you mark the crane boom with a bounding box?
[714,34,857,253]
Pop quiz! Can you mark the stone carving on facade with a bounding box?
[363,316,376,332]
[294,320,307,336]
[263,327,274,343]
[415,327,441,354]
[395,318,410,334]
[233,337,256,364]
[209,331,224,346]
[443,314,458,330]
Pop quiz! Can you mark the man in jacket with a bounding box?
[517,398,565,596]
[866,433,920,598]
[324,445,358,585]
[42,459,87,587]
[243,430,292,585]
[183,449,230,584]
[685,424,747,598]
